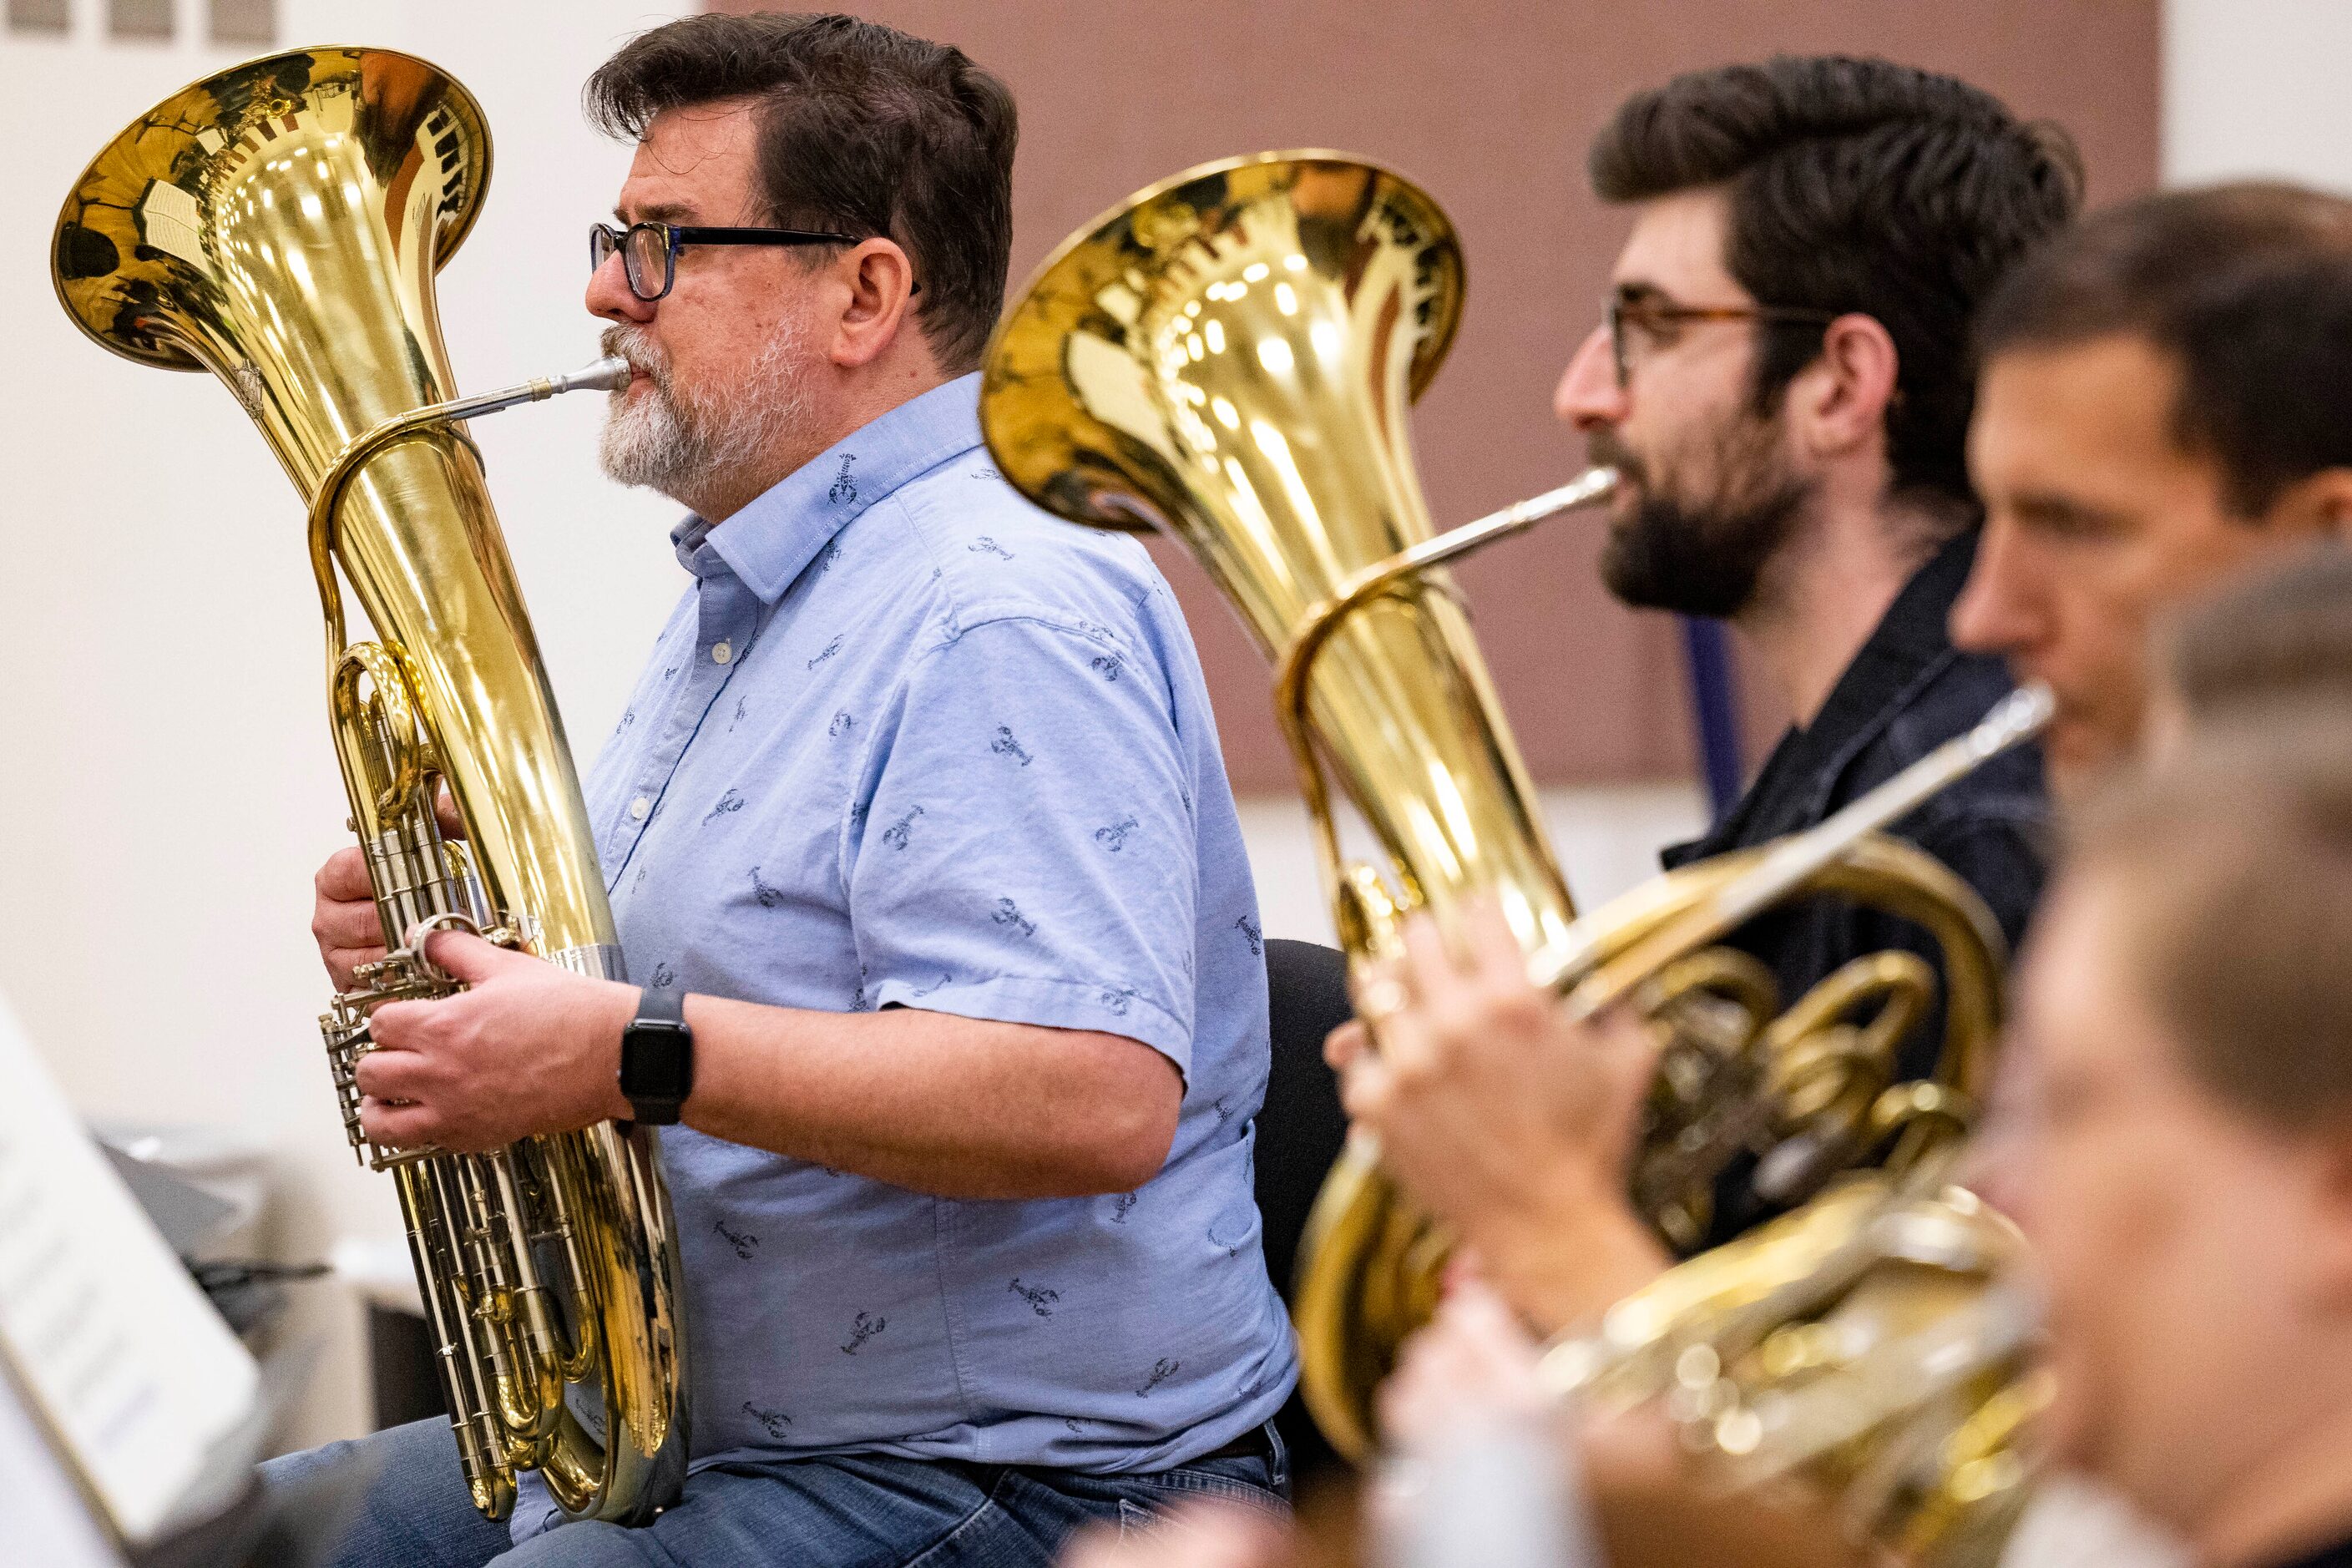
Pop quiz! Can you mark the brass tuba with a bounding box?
[977,150,2033,1475]
[53,48,688,1523]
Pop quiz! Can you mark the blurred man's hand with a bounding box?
[1328,898,1670,1332]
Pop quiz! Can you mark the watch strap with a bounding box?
[620,984,693,1125]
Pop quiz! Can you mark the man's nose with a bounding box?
[587,249,655,325]
[1949,518,2046,657]
[1554,325,1628,432]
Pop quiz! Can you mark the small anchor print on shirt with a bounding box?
[1008,1277,1060,1318]
[1235,914,1263,957]
[827,453,858,505]
[968,536,1014,560]
[910,972,953,999]
[821,541,843,572]
[748,867,787,908]
[990,726,1032,766]
[1111,1191,1139,1224]
[649,961,676,989]
[728,695,749,733]
[807,635,844,671]
[703,788,746,826]
[1206,1224,1245,1258]
[1135,1358,1180,1397]
[1097,984,1139,1018]
[829,710,856,739]
[881,806,924,850]
[1089,654,1125,683]
[1094,817,1139,852]
[840,1311,887,1355]
[992,898,1036,938]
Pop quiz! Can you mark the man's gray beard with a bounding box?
[597,322,814,508]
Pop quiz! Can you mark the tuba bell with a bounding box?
[53,47,688,1522]
[977,149,2035,1487]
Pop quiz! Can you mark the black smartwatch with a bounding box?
[619,984,695,1125]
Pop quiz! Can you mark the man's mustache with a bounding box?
[599,325,667,384]
[1586,430,1646,488]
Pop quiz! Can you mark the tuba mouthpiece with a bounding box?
[553,357,632,396]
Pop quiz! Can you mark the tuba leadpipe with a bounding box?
[53,48,687,1523]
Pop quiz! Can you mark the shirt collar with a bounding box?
[1663,529,1980,862]
[667,372,987,599]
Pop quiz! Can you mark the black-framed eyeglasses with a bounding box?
[589,220,913,303]
[1605,296,1839,387]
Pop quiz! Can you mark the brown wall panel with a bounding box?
[711,0,2157,789]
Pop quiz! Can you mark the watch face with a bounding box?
[625,1024,693,1101]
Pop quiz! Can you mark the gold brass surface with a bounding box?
[53,48,686,1523]
[984,151,1580,969]
[979,151,2044,1516]
[1542,1171,2049,1568]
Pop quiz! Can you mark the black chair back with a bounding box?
[1253,937,1353,1485]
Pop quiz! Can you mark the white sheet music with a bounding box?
[0,993,258,1545]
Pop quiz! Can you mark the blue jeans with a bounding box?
[262,1419,1288,1567]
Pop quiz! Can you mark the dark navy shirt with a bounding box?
[1660,530,2050,1244]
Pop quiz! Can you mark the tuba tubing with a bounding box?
[53,49,686,1523]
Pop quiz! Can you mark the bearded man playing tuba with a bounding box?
[266,14,1296,1566]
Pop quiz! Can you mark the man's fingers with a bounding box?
[1338,1048,1396,1122]
[1459,894,1529,989]
[419,928,525,983]
[314,896,383,952]
[360,1098,435,1149]
[433,783,467,841]
[324,946,385,992]
[316,845,373,903]
[352,1041,424,1103]
[1324,1019,1368,1071]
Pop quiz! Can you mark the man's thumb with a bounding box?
[419,928,521,983]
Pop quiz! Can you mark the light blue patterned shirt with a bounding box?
[539,374,1292,1522]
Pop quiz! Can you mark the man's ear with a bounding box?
[828,238,920,372]
[2262,468,2352,540]
[1786,312,1902,461]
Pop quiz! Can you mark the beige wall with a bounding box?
[719,0,2159,790]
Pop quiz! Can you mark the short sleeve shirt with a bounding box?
[524,376,1294,1530]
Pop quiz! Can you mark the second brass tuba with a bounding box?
[53,48,688,1522]
[979,151,2029,1471]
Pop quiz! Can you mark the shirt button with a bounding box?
[711,640,733,665]
[629,796,651,821]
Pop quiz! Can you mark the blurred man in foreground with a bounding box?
[1997,716,2352,1568]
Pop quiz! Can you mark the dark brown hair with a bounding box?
[1976,184,2352,516]
[2072,711,2352,1129]
[1591,56,2081,516]
[2162,543,2352,720]
[585,13,1017,374]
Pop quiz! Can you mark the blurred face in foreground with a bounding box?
[2001,864,2352,1547]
